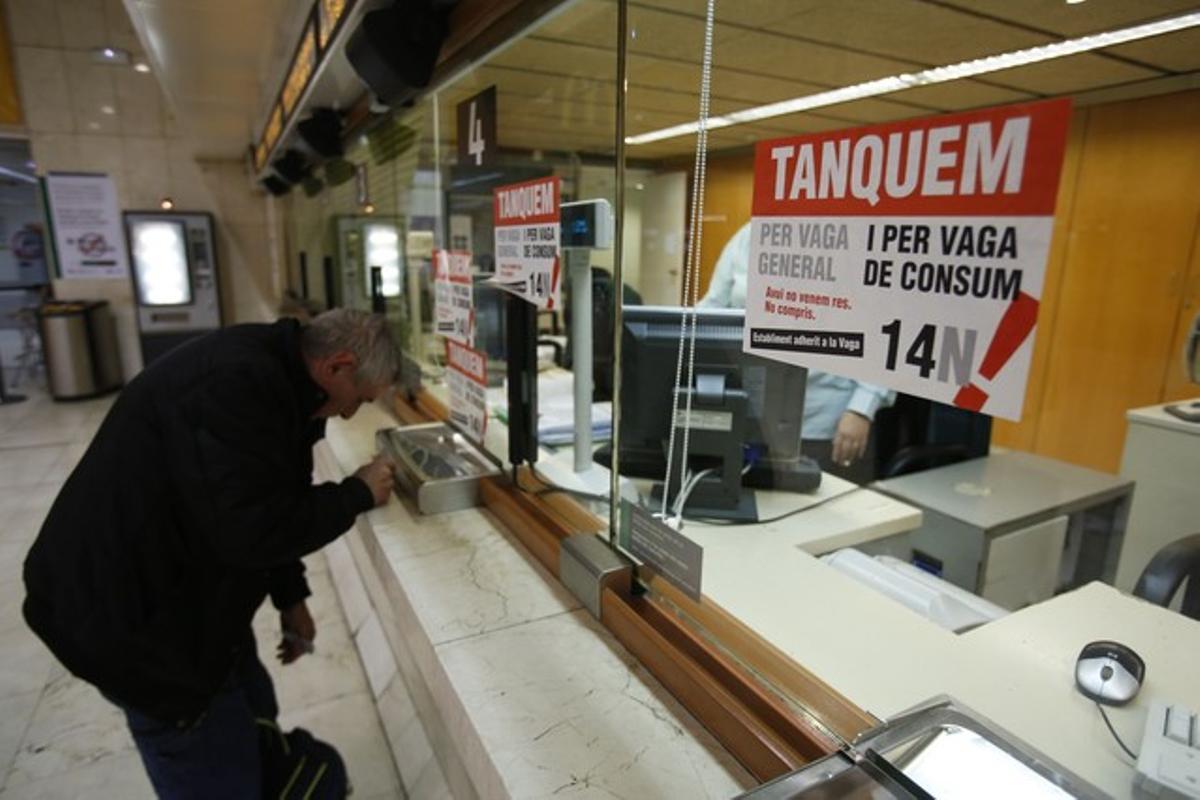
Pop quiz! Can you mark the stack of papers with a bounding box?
[489,371,612,447]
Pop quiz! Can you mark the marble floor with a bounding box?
[0,353,405,798]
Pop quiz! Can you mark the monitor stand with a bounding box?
[744,456,822,493]
[656,377,759,522]
[650,480,759,522]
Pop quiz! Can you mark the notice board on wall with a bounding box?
[44,172,129,280]
[743,99,1072,421]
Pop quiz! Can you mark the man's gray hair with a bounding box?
[300,309,401,385]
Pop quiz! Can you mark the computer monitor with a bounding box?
[472,275,506,357]
[563,267,642,401]
[472,275,507,387]
[609,305,820,520]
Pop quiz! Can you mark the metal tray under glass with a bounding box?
[376,423,502,514]
[737,696,1104,799]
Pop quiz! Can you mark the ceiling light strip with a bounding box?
[626,11,1200,145]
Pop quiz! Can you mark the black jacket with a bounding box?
[23,319,374,723]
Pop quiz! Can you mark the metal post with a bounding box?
[0,357,26,405]
[370,266,385,314]
[609,0,628,536]
[568,249,593,473]
[323,256,336,310]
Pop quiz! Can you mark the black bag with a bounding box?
[257,718,350,799]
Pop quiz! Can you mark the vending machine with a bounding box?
[335,216,403,310]
[123,211,222,365]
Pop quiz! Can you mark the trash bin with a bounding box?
[38,300,122,400]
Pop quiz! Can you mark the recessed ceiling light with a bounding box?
[100,105,115,115]
[362,202,376,215]
[133,62,151,73]
[86,121,100,131]
[90,46,131,65]
[626,10,1200,145]
[1066,0,1087,4]
[159,197,175,211]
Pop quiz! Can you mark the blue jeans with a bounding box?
[116,647,279,800]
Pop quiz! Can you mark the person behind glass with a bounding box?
[22,309,400,799]
[699,222,894,483]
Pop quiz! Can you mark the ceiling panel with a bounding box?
[981,52,1163,95]
[491,37,616,78]
[626,55,705,90]
[714,32,922,86]
[636,0,797,29]
[770,0,1054,66]
[803,96,945,124]
[126,0,309,157]
[626,85,760,116]
[888,80,1038,112]
[933,0,1200,38]
[627,107,705,137]
[623,6,722,61]
[446,66,614,114]
[534,0,617,42]
[1105,27,1200,72]
[130,0,1200,163]
[707,69,831,105]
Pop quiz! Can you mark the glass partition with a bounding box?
[287,0,624,526]
[287,0,1200,756]
[610,0,1200,745]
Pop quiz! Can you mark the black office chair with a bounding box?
[880,443,972,479]
[1133,533,1200,620]
[873,394,991,479]
[563,267,642,400]
[536,337,565,367]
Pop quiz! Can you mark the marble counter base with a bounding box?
[317,405,753,799]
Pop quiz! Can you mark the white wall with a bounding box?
[4,0,277,380]
[573,164,649,293]
[638,171,687,306]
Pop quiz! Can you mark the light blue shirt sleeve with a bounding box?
[845,381,896,422]
[699,222,751,309]
[700,220,897,442]
[801,372,896,440]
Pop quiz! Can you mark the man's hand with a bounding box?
[832,411,871,466]
[354,455,396,507]
[277,601,316,664]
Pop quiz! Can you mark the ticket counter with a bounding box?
[278,1,1200,796]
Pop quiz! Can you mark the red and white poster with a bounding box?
[490,176,561,310]
[433,249,474,346]
[743,99,1072,420]
[445,339,488,443]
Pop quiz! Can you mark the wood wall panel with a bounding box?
[1160,210,1200,401]
[991,112,1087,451]
[696,152,754,301]
[1033,91,1200,472]
[0,8,22,125]
[682,90,1200,472]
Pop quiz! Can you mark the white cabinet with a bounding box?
[1115,399,1200,592]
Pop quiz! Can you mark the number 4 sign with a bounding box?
[457,86,496,168]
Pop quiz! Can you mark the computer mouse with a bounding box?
[1075,640,1145,705]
